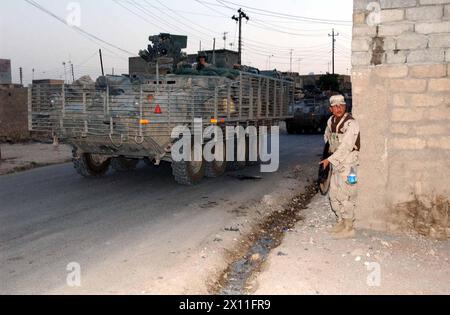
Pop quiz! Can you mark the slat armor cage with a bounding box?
[29,72,294,161]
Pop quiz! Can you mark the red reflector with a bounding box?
[154,105,162,114]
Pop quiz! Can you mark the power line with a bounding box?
[113,0,169,32]
[219,0,352,24]
[143,0,218,39]
[154,0,222,38]
[251,19,338,33]
[242,44,333,58]
[203,0,352,25]
[242,38,334,50]
[195,0,230,18]
[195,0,346,58]
[117,0,214,48]
[137,0,214,47]
[23,0,135,56]
[75,51,100,66]
[198,0,352,27]
[144,5,225,18]
[131,0,193,35]
[245,18,336,37]
[241,41,333,57]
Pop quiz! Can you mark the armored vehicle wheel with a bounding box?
[246,136,261,167]
[72,148,111,178]
[227,138,248,171]
[111,158,139,172]
[172,159,205,185]
[205,144,227,178]
[171,142,205,185]
[227,160,246,171]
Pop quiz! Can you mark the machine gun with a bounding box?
[139,33,188,73]
[318,142,332,195]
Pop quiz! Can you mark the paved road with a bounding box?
[0,134,323,294]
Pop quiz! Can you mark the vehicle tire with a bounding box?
[72,147,111,178]
[227,137,248,171]
[227,160,246,171]
[205,143,227,178]
[246,135,261,166]
[111,157,139,172]
[172,143,205,185]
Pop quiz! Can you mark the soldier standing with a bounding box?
[320,95,361,239]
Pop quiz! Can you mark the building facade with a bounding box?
[352,0,450,239]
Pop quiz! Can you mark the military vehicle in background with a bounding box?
[286,96,330,134]
[29,34,294,185]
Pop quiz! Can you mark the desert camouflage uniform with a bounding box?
[324,113,361,221]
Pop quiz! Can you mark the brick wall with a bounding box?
[0,87,29,142]
[352,0,450,238]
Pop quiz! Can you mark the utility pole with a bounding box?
[62,62,67,83]
[212,38,216,65]
[289,49,293,73]
[328,28,339,75]
[71,63,75,82]
[19,67,23,86]
[232,8,249,65]
[222,32,228,50]
[99,49,104,76]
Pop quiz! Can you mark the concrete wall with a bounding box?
[352,0,450,239]
[0,87,29,141]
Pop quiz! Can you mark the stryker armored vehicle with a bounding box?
[29,34,294,185]
[286,97,330,134]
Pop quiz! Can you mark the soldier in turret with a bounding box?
[196,52,211,71]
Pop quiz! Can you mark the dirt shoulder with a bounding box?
[0,143,72,176]
[252,194,450,295]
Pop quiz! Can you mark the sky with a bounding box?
[0,0,353,84]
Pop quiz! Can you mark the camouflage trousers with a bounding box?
[329,158,358,221]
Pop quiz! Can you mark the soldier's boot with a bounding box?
[333,219,355,239]
[328,220,345,234]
